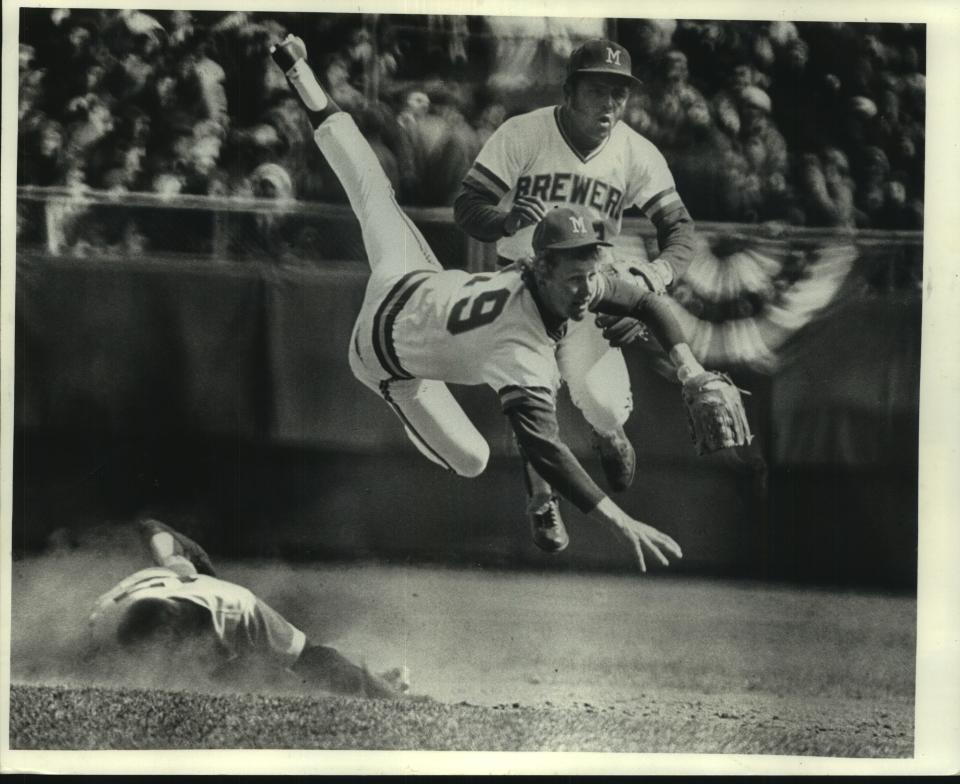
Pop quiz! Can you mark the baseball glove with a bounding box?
[681,371,753,455]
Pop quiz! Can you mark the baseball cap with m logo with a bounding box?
[565,38,643,87]
[532,206,613,252]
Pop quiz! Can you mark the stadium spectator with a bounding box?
[404,82,481,206]
[736,86,791,221]
[17,117,66,187]
[483,16,604,112]
[797,149,856,228]
[474,101,506,148]
[15,12,925,227]
[85,519,411,698]
[639,49,711,153]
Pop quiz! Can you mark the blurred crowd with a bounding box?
[18,10,924,231]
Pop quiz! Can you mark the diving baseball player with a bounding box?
[271,35,748,566]
[87,519,410,698]
[454,39,697,543]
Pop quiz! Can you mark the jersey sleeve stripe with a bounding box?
[498,385,556,412]
[647,195,686,225]
[638,187,681,217]
[372,270,434,379]
[465,163,511,199]
[462,172,502,201]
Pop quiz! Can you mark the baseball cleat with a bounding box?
[529,496,569,554]
[592,426,636,492]
[271,35,329,112]
[270,34,307,71]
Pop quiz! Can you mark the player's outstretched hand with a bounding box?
[504,194,547,236]
[591,498,682,572]
[616,516,683,573]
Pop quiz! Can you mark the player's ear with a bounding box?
[531,252,551,282]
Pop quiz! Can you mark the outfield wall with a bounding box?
[13,248,920,587]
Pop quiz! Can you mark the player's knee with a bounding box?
[452,442,489,478]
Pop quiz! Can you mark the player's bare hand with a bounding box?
[617,517,683,573]
[503,194,547,235]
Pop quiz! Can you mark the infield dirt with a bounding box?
[8,551,915,757]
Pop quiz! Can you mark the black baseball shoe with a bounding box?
[592,426,637,492]
[528,496,569,554]
[271,34,308,72]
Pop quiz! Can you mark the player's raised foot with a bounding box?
[270,34,334,120]
[592,426,636,492]
[270,34,307,70]
[528,496,569,554]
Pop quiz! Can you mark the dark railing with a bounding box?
[16,185,923,276]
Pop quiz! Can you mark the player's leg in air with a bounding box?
[518,323,635,553]
[271,36,489,479]
[557,322,637,491]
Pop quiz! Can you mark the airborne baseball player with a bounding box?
[272,35,749,566]
[87,519,410,698]
[454,39,697,549]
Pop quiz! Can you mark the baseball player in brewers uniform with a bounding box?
[87,519,409,697]
[455,39,696,534]
[271,35,720,567]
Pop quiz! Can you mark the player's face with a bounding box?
[564,75,631,146]
[539,251,601,321]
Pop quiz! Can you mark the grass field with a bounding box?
[8,549,916,762]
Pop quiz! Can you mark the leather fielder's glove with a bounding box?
[595,259,672,347]
[681,372,753,456]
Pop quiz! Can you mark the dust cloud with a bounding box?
[8,522,381,697]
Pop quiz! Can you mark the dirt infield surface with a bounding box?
[8,553,915,759]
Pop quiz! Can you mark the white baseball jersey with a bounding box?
[464,106,684,260]
[359,265,564,409]
[88,566,306,666]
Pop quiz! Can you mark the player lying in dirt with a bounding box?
[84,518,410,699]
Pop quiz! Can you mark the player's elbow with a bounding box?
[453,186,497,238]
[452,187,474,230]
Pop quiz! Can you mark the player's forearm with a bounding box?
[588,496,631,530]
[453,185,510,242]
[593,275,705,381]
[594,275,687,351]
[650,206,696,280]
[506,406,605,513]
